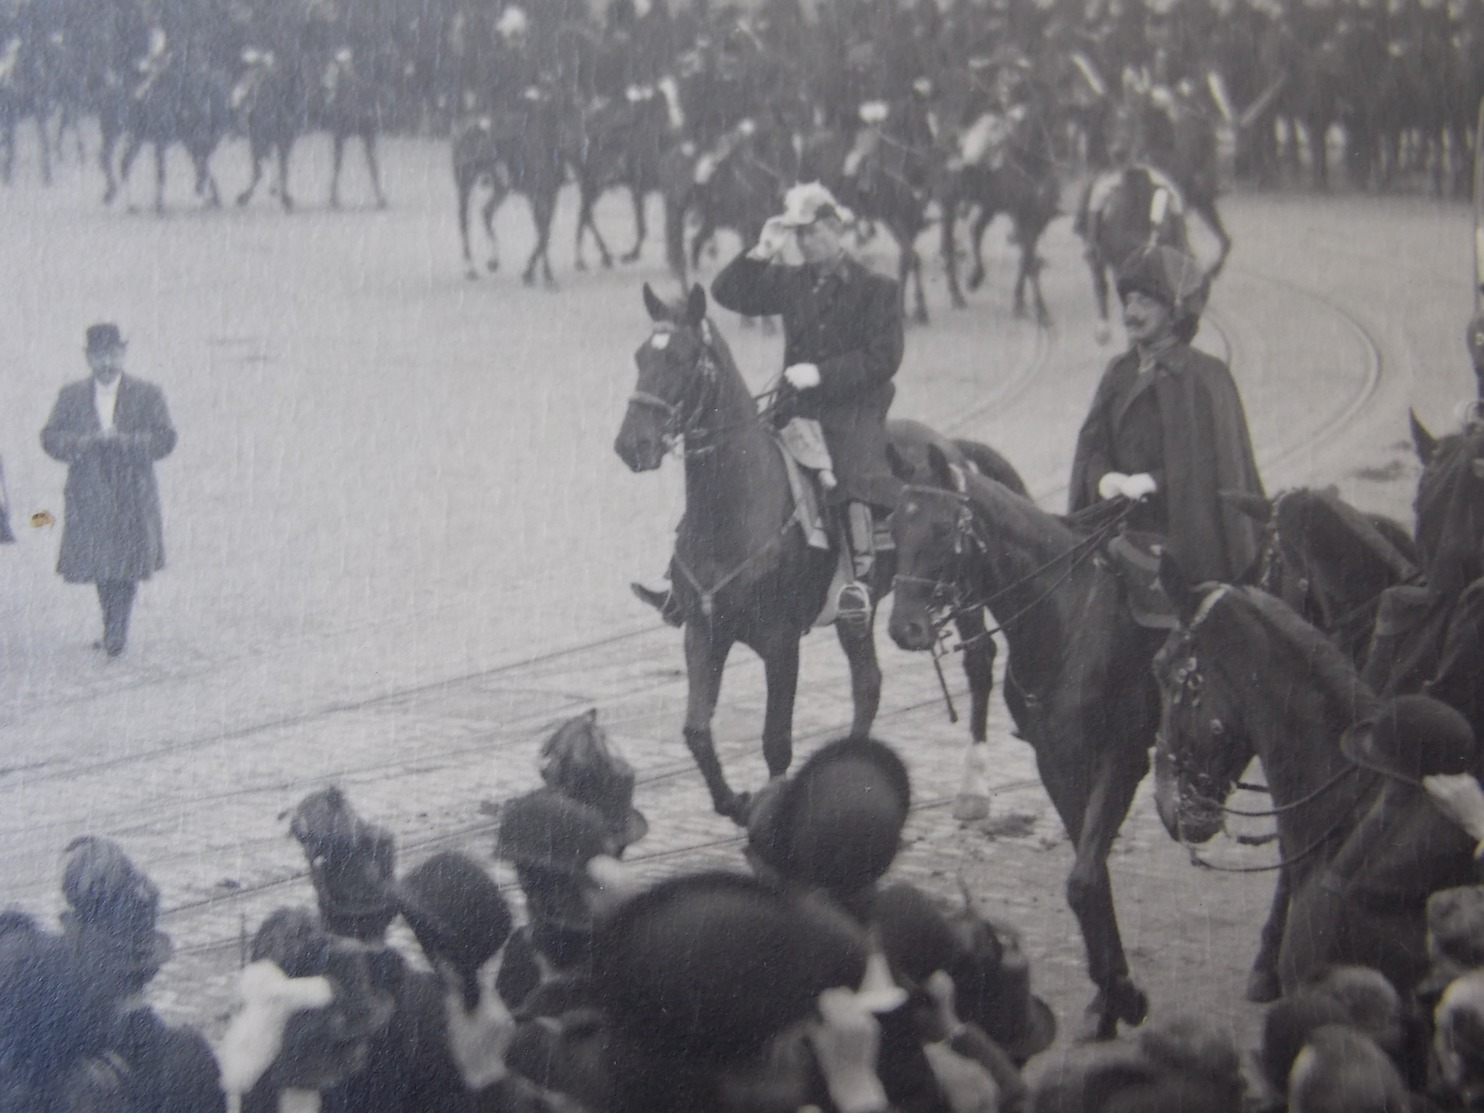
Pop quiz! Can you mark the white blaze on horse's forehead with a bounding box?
[904,500,919,516]
[649,331,672,351]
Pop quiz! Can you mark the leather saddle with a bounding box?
[1104,530,1178,629]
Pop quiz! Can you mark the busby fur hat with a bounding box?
[393,852,513,1009]
[59,836,173,986]
[747,736,910,902]
[1339,694,1478,787]
[288,788,397,941]
[539,709,648,850]
[591,872,869,1068]
[1115,244,1208,321]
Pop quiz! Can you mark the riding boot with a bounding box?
[835,503,874,633]
[631,581,684,627]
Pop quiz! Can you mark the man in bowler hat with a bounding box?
[42,323,176,657]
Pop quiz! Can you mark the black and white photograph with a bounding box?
[1,0,1483,1108]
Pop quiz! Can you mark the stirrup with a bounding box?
[631,582,684,628]
[835,581,872,631]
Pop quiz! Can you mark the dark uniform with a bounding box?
[711,251,904,511]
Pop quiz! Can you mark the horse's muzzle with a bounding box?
[613,429,663,473]
[888,610,935,652]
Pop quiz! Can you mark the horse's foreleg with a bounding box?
[1247,866,1290,1004]
[100,125,119,203]
[329,132,345,208]
[966,205,994,292]
[952,611,995,820]
[362,130,387,208]
[835,606,883,738]
[1195,200,1233,278]
[759,635,801,779]
[35,112,52,185]
[276,140,294,212]
[481,186,502,273]
[1092,261,1112,345]
[683,622,745,821]
[524,191,558,288]
[1065,748,1150,1041]
[237,141,263,206]
[941,189,967,309]
[621,183,646,263]
[152,142,166,214]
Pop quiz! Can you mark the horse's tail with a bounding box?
[952,438,1028,498]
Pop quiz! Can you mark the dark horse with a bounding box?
[233,49,304,211]
[886,444,1159,1040]
[1229,487,1420,668]
[316,48,387,210]
[836,95,945,324]
[0,31,53,185]
[614,284,1026,823]
[453,93,566,285]
[108,58,232,214]
[1152,567,1477,999]
[569,86,673,270]
[939,109,1060,325]
[1079,162,1190,344]
[1362,416,1484,739]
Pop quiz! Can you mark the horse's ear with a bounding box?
[926,443,958,491]
[684,283,707,325]
[1411,408,1438,466]
[885,443,915,483]
[1220,490,1272,523]
[642,282,668,322]
[1159,550,1203,626]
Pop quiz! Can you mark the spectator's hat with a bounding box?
[1424,886,1484,998]
[1434,969,1484,1107]
[1339,694,1477,787]
[493,788,614,872]
[776,182,855,228]
[1258,989,1355,1097]
[1303,966,1403,1058]
[393,852,512,1009]
[539,710,647,850]
[84,323,124,353]
[591,872,870,1067]
[288,788,397,941]
[1287,1024,1409,1112]
[1116,244,1208,319]
[0,921,110,1105]
[59,836,173,986]
[747,736,910,903]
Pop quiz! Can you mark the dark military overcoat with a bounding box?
[41,375,176,584]
[711,252,904,508]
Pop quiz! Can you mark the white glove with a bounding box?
[442,955,516,1091]
[1425,773,1484,851]
[751,215,791,260]
[808,987,887,1112]
[1121,472,1158,499]
[784,362,821,390]
[1097,472,1128,500]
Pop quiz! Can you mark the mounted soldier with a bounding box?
[634,182,903,632]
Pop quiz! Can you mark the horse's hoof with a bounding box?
[1077,977,1148,1042]
[913,309,929,327]
[281,198,294,213]
[329,197,341,210]
[486,259,499,274]
[601,256,614,270]
[464,266,480,281]
[621,251,641,265]
[967,274,984,293]
[376,197,388,210]
[1013,303,1028,321]
[950,295,967,310]
[1094,323,1112,346]
[235,194,249,208]
[1245,968,1282,1004]
[1037,310,1053,329]
[952,793,990,821]
[523,273,536,287]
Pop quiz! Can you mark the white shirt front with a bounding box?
[94,376,121,433]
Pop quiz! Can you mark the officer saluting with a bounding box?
[709,183,904,629]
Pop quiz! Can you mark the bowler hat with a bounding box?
[288,788,397,941]
[1423,886,1484,998]
[591,872,869,1067]
[747,736,910,900]
[1339,694,1478,787]
[539,710,648,849]
[84,323,124,353]
[393,852,512,1009]
[59,836,173,981]
[493,788,614,872]
[1115,244,1208,319]
[1467,313,1484,370]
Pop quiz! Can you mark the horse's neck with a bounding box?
[967,476,1095,646]
[1244,653,1368,863]
[680,348,781,552]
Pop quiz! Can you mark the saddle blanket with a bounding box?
[1105,530,1178,629]
[775,427,831,551]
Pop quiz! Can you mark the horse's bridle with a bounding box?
[626,323,726,459]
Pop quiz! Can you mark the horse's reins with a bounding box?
[628,323,793,619]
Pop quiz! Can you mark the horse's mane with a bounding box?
[1288,487,1417,581]
[1225,585,1377,718]
[962,470,1085,548]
